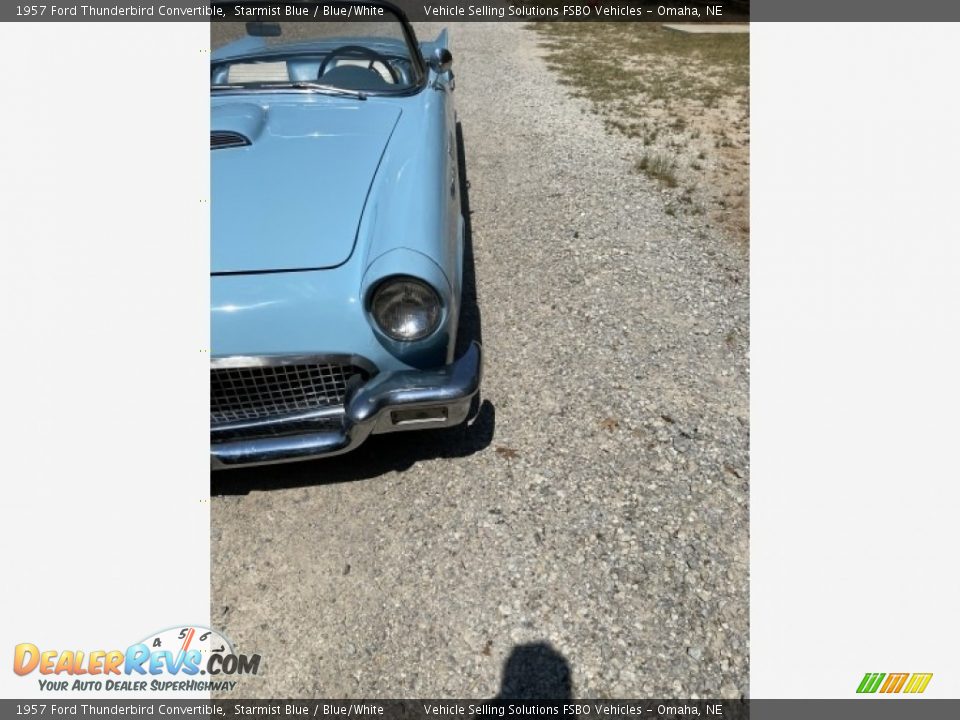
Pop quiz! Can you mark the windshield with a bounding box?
[211,6,421,95]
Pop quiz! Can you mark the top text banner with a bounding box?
[7,1,749,22]
[223,1,747,22]
[6,0,960,21]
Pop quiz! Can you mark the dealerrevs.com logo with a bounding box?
[857,672,933,694]
[13,625,260,692]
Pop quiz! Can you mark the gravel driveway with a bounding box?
[212,22,749,699]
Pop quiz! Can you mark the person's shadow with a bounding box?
[473,642,574,716]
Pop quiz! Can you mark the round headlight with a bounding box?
[370,278,441,342]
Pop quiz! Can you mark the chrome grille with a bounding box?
[211,361,370,426]
[211,131,250,149]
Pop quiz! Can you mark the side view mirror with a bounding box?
[428,47,453,74]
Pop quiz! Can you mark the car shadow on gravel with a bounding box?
[211,400,494,495]
[211,122,492,496]
[453,121,482,359]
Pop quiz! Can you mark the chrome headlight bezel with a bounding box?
[368,276,443,343]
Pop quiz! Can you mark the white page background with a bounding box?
[0,21,209,698]
[752,22,960,698]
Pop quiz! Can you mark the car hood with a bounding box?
[211,100,401,274]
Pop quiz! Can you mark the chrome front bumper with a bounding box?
[211,342,482,469]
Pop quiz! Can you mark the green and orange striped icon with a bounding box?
[857,672,933,694]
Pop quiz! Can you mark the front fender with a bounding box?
[210,265,414,371]
[358,92,460,304]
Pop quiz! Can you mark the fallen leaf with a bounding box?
[723,463,743,479]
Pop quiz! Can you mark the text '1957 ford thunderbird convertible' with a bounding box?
[210,2,482,469]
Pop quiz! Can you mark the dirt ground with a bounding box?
[212,21,749,698]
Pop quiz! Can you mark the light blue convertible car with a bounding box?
[210,3,481,468]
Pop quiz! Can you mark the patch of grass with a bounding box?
[532,21,749,243]
[637,153,678,188]
[534,22,748,107]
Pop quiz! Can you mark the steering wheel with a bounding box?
[318,45,399,84]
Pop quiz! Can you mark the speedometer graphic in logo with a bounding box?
[138,625,234,674]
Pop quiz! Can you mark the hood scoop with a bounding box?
[211,131,250,149]
[211,102,267,150]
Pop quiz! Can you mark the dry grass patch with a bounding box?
[532,22,749,242]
